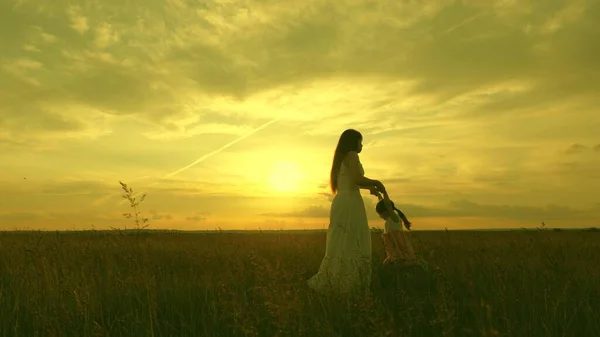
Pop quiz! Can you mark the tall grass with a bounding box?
[118,181,149,231]
[0,230,598,336]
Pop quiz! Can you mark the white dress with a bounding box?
[307,158,372,295]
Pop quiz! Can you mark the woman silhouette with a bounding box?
[308,129,386,295]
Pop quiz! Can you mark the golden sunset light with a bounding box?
[1,0,599,231]
[268,161,305,193]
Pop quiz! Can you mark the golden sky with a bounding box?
[1,0,599,230]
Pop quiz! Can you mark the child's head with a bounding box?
[375,199,395,220]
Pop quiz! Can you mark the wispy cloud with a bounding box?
[261,199,600,222]
[565,143,589,154]
[66,5,89,34]
[94,23,119,49]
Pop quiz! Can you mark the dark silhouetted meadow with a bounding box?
[1,230,598,336]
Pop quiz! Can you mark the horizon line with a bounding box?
[1,227,597,233]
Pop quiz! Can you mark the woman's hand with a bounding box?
[369,187,379,197]
[374,180,386,194]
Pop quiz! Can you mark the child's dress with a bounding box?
[381,216,416,264]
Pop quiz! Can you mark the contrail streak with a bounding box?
[91,116,283,206]
[441,0,512,36]
[163,116,283,179]
[442,10,488,35]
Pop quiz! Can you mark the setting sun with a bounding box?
[268,161,304,193]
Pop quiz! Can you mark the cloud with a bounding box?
[94,23,119,49]
[60,62,176,116]
[149,210,173,220]
[262,199,598,222]
[317,192,334,202]
[261,194,383,220]
[0,207,168,230]
[144,122,254,140]
[441,199,597,221]
[186,212,208,222]
[262,205,329,218]
[23,44,41,52]
[0,211,48,222]
[0,94,113,150]
[38,179,114,196]
[538,0,587,35]
[66,5,89,34]
[8,58,43,70]
[565,143,588,154]
[3,0,599,144]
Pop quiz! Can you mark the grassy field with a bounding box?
[0,230,598,337]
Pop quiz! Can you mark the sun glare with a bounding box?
[268,161,304,193]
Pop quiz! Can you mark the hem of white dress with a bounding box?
[307,255,372,295]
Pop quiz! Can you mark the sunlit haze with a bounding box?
[1,0,599,230]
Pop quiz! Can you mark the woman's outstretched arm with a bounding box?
[346,151,385,192]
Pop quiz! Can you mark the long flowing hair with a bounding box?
[329,129,362,194]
